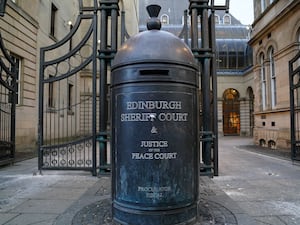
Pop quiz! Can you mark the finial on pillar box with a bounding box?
[146,4,161,30]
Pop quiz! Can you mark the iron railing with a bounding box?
[0,32,17,165]
[289,50,300,161]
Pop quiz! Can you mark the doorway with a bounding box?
[223,88,240,135]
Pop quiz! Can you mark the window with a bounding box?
[228,49,236,68]
[161,14,169,25]
[260,53,267,110]
[215,15,220,24]
[223,14,231,25]
[218,51,227,69]
[218,43,229,69]
[48,75,55,108]
[223,89,240,135]
[237,51,245,68]
[294,29,300,106]
[50,3,58,37]
[10,54,22,105]
[181,15,191,26]
[268,47,276,108]
[296,30,300,106]
[261,0,266,12]
[297,29,300,65]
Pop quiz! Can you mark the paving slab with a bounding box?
[10,199,74,214]
[32,187,90,200]
[2,213,57,225]
[2,136,300,225]
[213,136,300,225]
[54,176,257,225]
[0,213,18,224]
[279,215,300,225]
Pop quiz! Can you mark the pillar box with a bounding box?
[110,5,199,225]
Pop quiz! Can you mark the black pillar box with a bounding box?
[111,5,199,225]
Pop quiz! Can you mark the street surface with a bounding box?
[214,136,300,225]
[0,160,99,225]
[0,136,300,224]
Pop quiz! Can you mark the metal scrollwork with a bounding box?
[41,137,94,169]
[0,32,17,164]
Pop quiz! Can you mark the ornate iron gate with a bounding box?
[38,0,228,177]
[0,32,17,165]
[189,0,229,176]
[38,0,119,175]
[290,50,300,161]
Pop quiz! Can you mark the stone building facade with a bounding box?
[0,0,81,152]
[139,0,254,137]
[5,0,298,156]
[249,0,300,149]
[1,1,37,150]
[0,0,138,155]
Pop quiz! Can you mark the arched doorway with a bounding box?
[223,88,240,135]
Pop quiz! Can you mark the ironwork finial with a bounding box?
[146,4,161,30]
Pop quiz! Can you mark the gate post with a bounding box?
[290,50,300,161]
[0,0,7,17]
[98,0,119,174]
[189,0,229,177]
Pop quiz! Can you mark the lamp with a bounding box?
[0,0,7,17]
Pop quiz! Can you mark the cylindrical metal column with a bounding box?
[200,0,213,172]
[209,10,219,176]
[111,5,199,225]
[98,0,119,173]
[99,2,108,173]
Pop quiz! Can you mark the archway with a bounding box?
[223,88,240,135]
